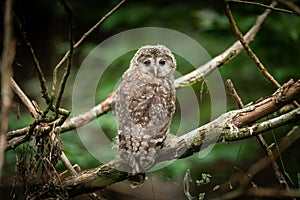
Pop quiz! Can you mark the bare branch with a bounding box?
[226,79,244,108]
[226,79,290,189]
[11,74,80,188]
[227,0,294,14]
[278,0,300,17]
[223,0,281,89]
[0,0,16,180]
[219,126,300,200]
[6,93,113,150]
[10,78,39,118]
[174,2,272,88]
[15,20,51,104]
[55,0,75,115]
[54,0,126,76]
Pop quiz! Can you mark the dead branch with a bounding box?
[10,73,78,177]
[6,0,126,149]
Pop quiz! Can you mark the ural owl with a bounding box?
[113,45,176,186]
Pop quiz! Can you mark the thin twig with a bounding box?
[55,0,75,115]
[278,0,300,17]
[54,0,126,76]
[50,128,78,176]
[175,1,272,88]
[256,134,290,189]
[224,1,300,107]
[10,78,39,118]
[227,0,293,14]
[226,79,290,190]
[48,0,125,118]
[15,17,51,104]
[0,0,16,180]
[223,0,281,88]
[219,126,300,200]
[226,79,244,108]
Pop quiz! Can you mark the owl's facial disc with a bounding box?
[138,55,173,78]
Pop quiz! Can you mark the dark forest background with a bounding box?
[1,0,300,199]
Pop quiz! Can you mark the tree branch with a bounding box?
[54,0,75,115]
[226,79,290,190]
[223,0,281,88]
[174,1,274,88]
[218,126,300,200]
[227,0,294,14]
[15,16,51,104]
[62,80,300,196]
[54,0,126,74]
[278,0,300,17]
[0,0,16,180]
[232,79,300,127]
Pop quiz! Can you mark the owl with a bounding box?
[113,45,176,186]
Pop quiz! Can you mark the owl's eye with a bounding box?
[159,60,166,65]
[144,60,151,66]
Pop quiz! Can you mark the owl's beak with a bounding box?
[153,66,158,77]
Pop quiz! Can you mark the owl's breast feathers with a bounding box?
[129,83,175,128]
[115,78,175,173]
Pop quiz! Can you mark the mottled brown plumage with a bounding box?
[113,45,176,186]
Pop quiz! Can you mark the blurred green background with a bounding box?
[2,0,300,199]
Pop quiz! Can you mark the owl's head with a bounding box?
[131,45,176,78]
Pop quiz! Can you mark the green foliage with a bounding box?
[198,192,205,200]
[196,173,212,186]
